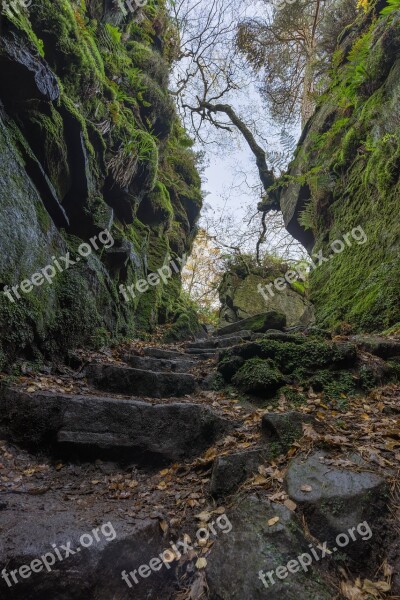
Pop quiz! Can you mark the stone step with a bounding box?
[142,347,188,360]
[186,334,251,351]
[122,353,196,373]
[0,388,232,463]
[86,363,196,397]
[185,347,218,356]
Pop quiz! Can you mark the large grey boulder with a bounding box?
[0,491,174,600]
[206,496,334,600]
[0,388,232,463]
[210,449,269,497]
[218,272,314,328]
[286,452,387,561]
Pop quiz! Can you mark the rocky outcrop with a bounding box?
[279,6,400,332]
[0,1,203,370]
[218,269,314,328]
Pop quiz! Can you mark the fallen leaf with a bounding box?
[195,511,212,522]
[195,557,207,569]
[267,516,280,526]
[300,484,313,492]
[362,580,391,595]
[340,581,364,600]
[159,519,169,533]
[284,499,297,511]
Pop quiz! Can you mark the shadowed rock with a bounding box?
[0,389,232,463]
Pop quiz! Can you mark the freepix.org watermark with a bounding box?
[1,0,31,17]
[2,229,114,303]
[258,226,367,303]
[116,0,147,15]
[258,520,372,588]
[1,521,116,588]
[119,254,187,303]
[121,513,232,587]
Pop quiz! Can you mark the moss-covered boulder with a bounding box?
[218,261,314,328]
[232,358,285,396]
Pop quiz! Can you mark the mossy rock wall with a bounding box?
[279,6,400,333]
[0,0,202,368]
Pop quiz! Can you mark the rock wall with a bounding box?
[0,0,202,368]
[280,5,400,333]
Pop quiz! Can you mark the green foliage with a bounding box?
[381,0,400,15]
[232,358,284,396]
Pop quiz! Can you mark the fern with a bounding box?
[381,0,400,15]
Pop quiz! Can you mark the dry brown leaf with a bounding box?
[362,580,391,595]
[300,484,313,492]
[284,499,297,511]
[195,511,212,522]
[302,423,320,440]
[253,475,269,485]
[195,557,207,569]
[340,581,365,600]
[159,519,169,533]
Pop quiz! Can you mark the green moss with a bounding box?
[232,358,284,396]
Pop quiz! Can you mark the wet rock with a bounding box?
[206,495,334,600]
[0,389,232,463]
[262,412,316,453]
[210,449,269,497]
[285,452,387,562]
[86,363,196,397]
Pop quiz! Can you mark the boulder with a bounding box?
[0,389,232,463]
[0,493,174,600]
[218,272,314,328]
[231,358,285,396]
[210,449,269,497]
[216,311,287,337]
[206,496,334,599]
[262,412,316,453]
[285,452,387,562]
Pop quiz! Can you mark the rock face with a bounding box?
[206,496,334,600]
[286,452,387,562]
[279,7,400,332]
[0,1,203,370]
[0,494,175,600]
[0,388,231,463]
[218,270,314,328]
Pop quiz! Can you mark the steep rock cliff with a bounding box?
[0,0,202,368]
[280,4,400,332]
